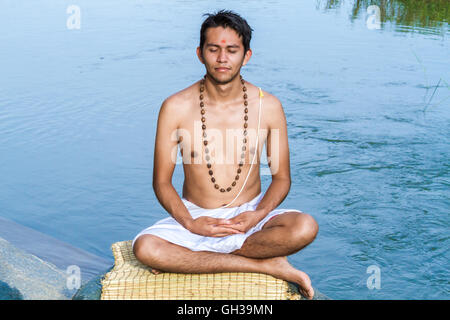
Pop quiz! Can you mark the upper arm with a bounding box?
[265,95,291,181]
[152,97,181,186]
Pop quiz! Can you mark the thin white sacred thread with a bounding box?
[218,87,263,209]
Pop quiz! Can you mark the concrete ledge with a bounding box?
[0,236,73,300]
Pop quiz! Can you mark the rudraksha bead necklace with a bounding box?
[199,75,248,193]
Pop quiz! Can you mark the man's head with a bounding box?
[197,10,253,85]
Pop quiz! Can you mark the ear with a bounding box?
[196,46,204,64]
[242,48,252,67]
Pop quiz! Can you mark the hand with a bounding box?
[218,210,266,234]
[186,216,245,238]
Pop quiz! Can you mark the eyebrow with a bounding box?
[206,43,241,49]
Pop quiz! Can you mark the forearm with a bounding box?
[255,178,291,217]
[153,182,193,229]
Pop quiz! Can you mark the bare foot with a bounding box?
[150,268,162,275]
[264,257,315,299]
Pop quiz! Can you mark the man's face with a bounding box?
[197,26,252,85]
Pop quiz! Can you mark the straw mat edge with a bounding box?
[101,240,301,300]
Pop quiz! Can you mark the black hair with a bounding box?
[200,9,253,54]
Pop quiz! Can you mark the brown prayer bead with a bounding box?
[200,75,252,193]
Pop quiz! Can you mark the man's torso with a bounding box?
[173,80,270,209]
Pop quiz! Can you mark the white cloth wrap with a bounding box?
[132,192,303,253]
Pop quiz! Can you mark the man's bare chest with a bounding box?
[176,104,267,166]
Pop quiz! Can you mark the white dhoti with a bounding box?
[132,192,303,254]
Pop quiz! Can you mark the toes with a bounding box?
[306,287,315,299]
[151,269,161,275]
[299,286,314,300]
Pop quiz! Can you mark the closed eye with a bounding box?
[209,49,238,53]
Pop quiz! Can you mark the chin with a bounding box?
[208,71,239,85]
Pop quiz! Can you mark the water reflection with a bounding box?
[317,0,449,35]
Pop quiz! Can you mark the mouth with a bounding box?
[215,67,230,72]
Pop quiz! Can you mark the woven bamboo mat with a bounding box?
[100,240,301,300]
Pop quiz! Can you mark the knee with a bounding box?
[133,235,164,264]
[289,213,319,244]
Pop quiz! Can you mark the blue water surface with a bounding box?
[0,0,448,299]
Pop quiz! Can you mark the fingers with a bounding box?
[215,223,245,232]
[211,233,242,238]
[215,218,233,225]
[211,233,232,238]
[210,226,244,237]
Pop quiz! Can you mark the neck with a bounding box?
[203,73,243,105]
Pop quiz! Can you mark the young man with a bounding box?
[132,10,319,299]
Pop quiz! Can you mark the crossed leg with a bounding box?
[133,211,319,299]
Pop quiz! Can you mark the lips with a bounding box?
[215,67,230,72]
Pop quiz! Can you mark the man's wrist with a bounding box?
[255,208,269,220]
[180,217,194,231]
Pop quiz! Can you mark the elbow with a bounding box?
[284,178,292,192]
[152,181,170,193]
[273,177,291,190]
[287,178,292,191]
[152,182,163,192]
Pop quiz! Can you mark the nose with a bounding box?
[217,49,227,63]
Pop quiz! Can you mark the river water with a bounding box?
[0,0,448,299]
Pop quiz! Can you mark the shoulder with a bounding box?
[158,81,200,125]
[260,89,282,109]
[256,87,286,130]
[245,82,283,109]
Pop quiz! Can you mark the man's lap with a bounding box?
[132,193,303,254]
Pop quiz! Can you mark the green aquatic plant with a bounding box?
[410,48,449,112]
[318,1,450,111]
[317,0,450,34]
[423,78,450,112]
